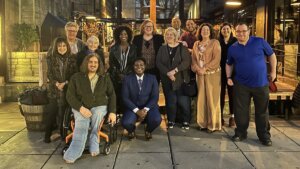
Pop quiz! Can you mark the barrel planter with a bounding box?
[21,104,46,131]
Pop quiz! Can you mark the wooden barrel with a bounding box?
[21,104,46,131]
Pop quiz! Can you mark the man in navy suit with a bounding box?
[122,57,162,140]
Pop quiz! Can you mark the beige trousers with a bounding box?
[196,71,221,131]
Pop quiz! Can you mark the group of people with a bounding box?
[44,17,277,163]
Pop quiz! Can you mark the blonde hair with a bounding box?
[65,22,79,31]
[140,19,157,34]
[164,27,179,43]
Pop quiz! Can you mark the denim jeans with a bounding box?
[63,106,107,162]
[162,81,191,123]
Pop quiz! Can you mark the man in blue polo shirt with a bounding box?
[226,23,277,146]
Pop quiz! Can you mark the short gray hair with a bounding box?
[65,22,79,31]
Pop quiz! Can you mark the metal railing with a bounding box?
[272,47,300,79]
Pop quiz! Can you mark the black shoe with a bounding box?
[198,127,207,131]
[168,121,175,129]
[232,135,247,142]
[260,139,272,146]
[181,122,190,130]
[145,131,152,140]
[207,129,214,133]
[144,124,152,140]
[128,132,136,140]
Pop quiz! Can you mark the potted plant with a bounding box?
[9,23,40,82]
[12,23,39,51]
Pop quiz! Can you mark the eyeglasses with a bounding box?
[236,30,249,34]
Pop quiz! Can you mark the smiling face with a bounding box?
[143,22,154,35]
[172,18,181,30]
[57,42,67,55]
[133,60,145,76]
[87,38,99,51]
[119,30,128,43]
[201,26,211,39]
[235,24,250,43]
[165,30,176,44]
[186,20,196,32]
[221,25,232,38]
[87,56,99,73]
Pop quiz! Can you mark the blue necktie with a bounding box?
[138,79,142,91]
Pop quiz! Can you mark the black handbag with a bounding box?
[181,78,198,97]
[19,87,49,105]
[178,44,198,97]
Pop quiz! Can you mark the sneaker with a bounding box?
[168,121,175,129]
[181,122,190,130]
[229,117,236,127]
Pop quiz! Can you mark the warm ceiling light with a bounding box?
[86,15,96,20]
[226,1,242,6]
[291,0,300,6]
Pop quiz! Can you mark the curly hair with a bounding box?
[51,37,71,56]
[140,19,157,35]
[219,22,234,41]
[80,53,105,76]
[113,25,133,44]
[196,23,214,41]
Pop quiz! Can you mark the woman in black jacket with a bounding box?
[219,22,237,127]
[156,27,191,129]
[45,37,77,143]
[132,19,164,82]
[108,25,137,114]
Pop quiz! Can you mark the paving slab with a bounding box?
[169,127,238,152]
[0,131,18,144]
[119,127,169,153]
[269,118,300,127]
[0,155,49,169]
[43,154,116,169]
[173,152,254,169]
[224,123,300,152]
[114,153,172,169]
[0,112,23,119]
[53,136,122,155]
[0,118,26,131]
[244,152,300,169]
[0,131,59,154]
[0,102,20,113]
[273,126,300,145]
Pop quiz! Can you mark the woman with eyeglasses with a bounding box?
[191,23,222,133]
[132,19,164,82]
[218,22,237,127]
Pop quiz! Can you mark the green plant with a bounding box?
[11,23,39,51]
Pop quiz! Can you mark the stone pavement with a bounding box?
[0,102,300,169]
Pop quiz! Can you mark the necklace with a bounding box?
[168,46,174,55]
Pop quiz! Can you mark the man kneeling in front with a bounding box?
[121,57,162,140]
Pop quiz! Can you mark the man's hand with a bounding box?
[270,71,276,82]
[136,109,147,121]
[79,106,92,118]
[227,78,234,86]
[108,113,116,125]
[182,41,188,47]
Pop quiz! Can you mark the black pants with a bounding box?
[220,73,234,119]
[233,82,271,140]
[44,98,67,138]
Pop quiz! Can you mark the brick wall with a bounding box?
[7,52,40,82]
